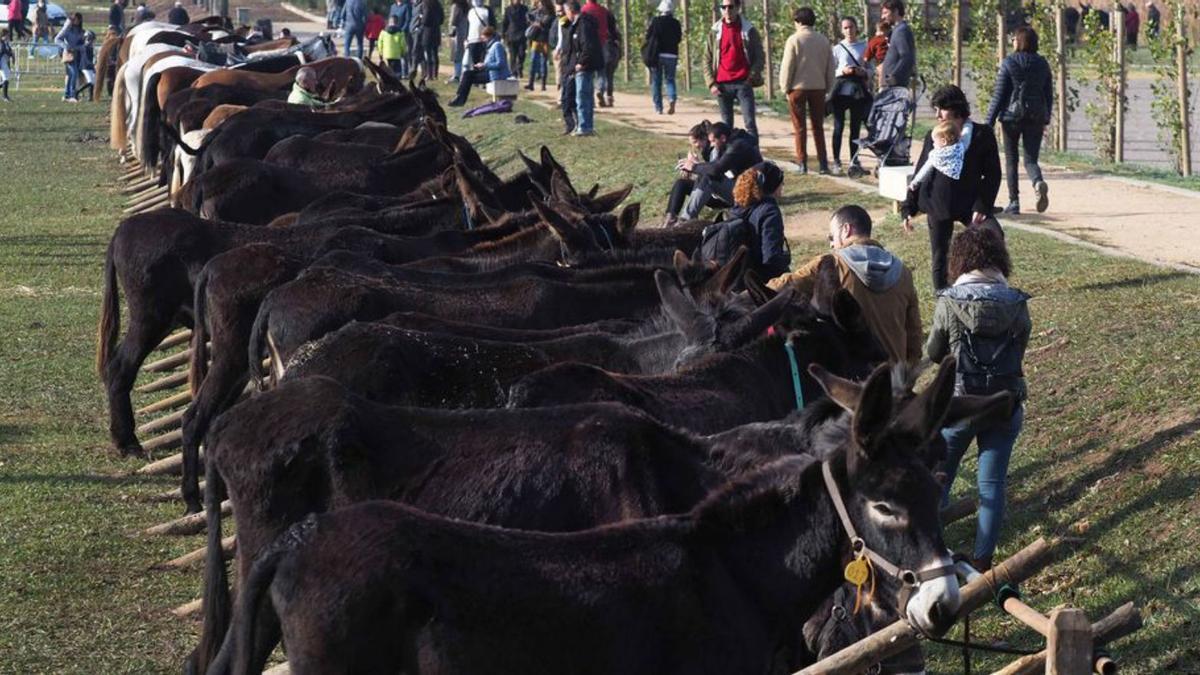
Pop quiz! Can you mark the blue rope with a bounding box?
[783,340,805,411]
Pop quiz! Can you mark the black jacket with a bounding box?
[108,3,124,31]
[904,121,1001,221]
[167,5,190,25]
[422,0,444,31]
[985,52,1053,127]
[563,13,602,73]
[881,20,914,87]
[693,129,762,181]
[645,14,681,56]
[502,4,527,42]
[729,197,790,280]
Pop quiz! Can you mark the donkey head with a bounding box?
[533,200,637,260]
[811,360,964,637]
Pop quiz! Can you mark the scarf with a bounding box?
[953,267,1007,287]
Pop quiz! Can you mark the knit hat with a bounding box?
[656,0,673,13]
[755,161,784,195]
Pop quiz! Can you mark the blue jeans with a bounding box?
[30,34,54,56]
[650,56,677,112]
[529,49,548,83]
[63,61,78,99]
[574,69,595,132]
[940,403,1025,562]
[715,79,758,138]
[344,29,364,59]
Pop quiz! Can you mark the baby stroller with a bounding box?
[846,79,923,179]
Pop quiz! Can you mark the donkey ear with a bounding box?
[710,246,748,296]
[851,363,895,457]
[655,269,710,343]
[550,169,579,204]
[808,362,865,412]
[585,183,600,200]
[673,250,691,279]
[742,270,778,307]
[725,286,795,347]
[944,391,1015,429]
[830,289,864,331]
[518,149,542,177]
[809,255,841,315]
[589,184,634,213]
[617,203,640,237]
[895,356,958,443]
[532,200,579,243]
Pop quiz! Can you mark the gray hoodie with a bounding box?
[835,244,903,293]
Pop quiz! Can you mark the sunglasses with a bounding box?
[720,4,736,9]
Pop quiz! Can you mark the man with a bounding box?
[502,0,528,79]
[342,0,368,57]
[1145,1,1160,39]
[288,66,332,107]
[768,205,921,366]
[678,121,762,220]
[903,85,1001,291]
[167,1,190,26]
[703,0,764,137]
[778,6,834,174]
[581,0,618,107]
[1063,3,1080,42]
[561,0,601,136]
[108,0,124,36]
[879,0,913,88]
[30,0,52,57]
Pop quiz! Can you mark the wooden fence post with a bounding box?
[622,0,630,82]
[1046,608,1092,675]
[997,8,1007,65]
[950,0,962,87]
[762,0,772,101]
[862,0,870,35]
[1055,1,1068,152]
[681,0,691,91]
[1114,5,1126,163]
[1179,4,1193,176]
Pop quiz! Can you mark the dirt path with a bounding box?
[520,84,1200,270]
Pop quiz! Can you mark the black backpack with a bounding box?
[956,326,1023,396]
[641,17,659,68]
[699,215,752,268]
[1004,64,1045,124]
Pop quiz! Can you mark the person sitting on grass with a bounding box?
[908,119,971,191]
[379,13,408,74]
[727,161,791,280]
[287,66,332,107]
[447,25,511,107]
[662,120,715,227]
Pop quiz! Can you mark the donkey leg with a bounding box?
[105,305,180,456]
[180,360,249,515]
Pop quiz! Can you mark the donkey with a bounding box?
[214,362,965,675]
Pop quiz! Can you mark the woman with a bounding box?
[523,1,550,90]
[0,29,13,101]
[502,0,528,79]
[727,161,791,281]
[985,25,1052,216]
[6,0,26,42]
[925,225,1030,572]
[663,121,714,227]
[55,12,86,103]
[643,0,680,115]
[447,25,510,107]
[828,15,869,174]
[464,0,491,69]
[448,0,469,81]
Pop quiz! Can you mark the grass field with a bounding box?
[0,76,1197,673]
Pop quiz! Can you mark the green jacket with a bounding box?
[287,82,332,108]
[379,26,408,60]
[702,16,764,90]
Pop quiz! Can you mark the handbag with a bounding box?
[61,49,75,64]
[640,18,659,68]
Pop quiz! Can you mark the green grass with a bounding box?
[0,74,1198,673]
[1042,148,1200,193]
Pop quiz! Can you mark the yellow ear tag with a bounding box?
[844,557,870,587]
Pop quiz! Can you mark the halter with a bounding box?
[821,462,957,625]
[555,219,616,264]
[766,326,804,411]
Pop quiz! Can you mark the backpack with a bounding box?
[1004,63,1045,123]
[698,215,752,267]
[641,18,659,68]
[956,325,1023,396]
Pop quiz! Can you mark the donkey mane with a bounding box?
[693,455,820,534]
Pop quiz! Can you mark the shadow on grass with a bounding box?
[0,472,147,487]
[1074,271,1195,292]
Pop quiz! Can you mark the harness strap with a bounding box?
[782,340,805,411]
[822,462,903,579]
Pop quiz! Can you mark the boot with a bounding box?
[1002,200,1020,215]
[1,81,9,101]
[597,92,606,108]
[525,73,535,90]
[606,94,613,107]
[667,100,675,115]
[818,161,831,175]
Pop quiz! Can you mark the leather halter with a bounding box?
[822,462,956,618]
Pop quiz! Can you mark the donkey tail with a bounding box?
[160,117,201,155]
[96,238,120,378]
[189,270,210,396]
[190,460,232,675]
[246,299,272,391]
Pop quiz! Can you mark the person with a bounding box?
[726,162,791,280]
[464,0,491,68]
[55,12,85,102]
[280,27,292,37]
[643,0,681,114]
[75,29,96,99]
[31,0,53,57]
[581,0,618,108]
[703,0,764,137]
[1145,1,1160,39]
[863,19,889,90]
[167,1,189,26]
[663,121,715,226]
[926,225,1031,572]
[903,85,1001,291]
[365,9,385,59]
[6,0,26,42]
[0,29,13,102]
[1123,2,1139,49]
[908,120,969,191]
[447,25,510,106]
[423,0,444,78]
[768,204,922,366]
[502,0,528,78]
[388,0,412,69]
[828,16,870,174]
[523,1,550,90]
[288,65,332,106]
[449,0,469,81]
[678,121,762,220]
[1064,4,1079,42]
[561,0,601,136]
[985,25,1051,216]
[879,0,914,88]
[779,7,834,174]
[132,1,156,26]
[107,0,124,35]
[342,0,368,58]
[379,12,408,74]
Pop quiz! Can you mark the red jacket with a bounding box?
[365,13,386,40]
[581,1,610,44]
[7,0,23,22]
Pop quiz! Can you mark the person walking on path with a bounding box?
[1123,3,1139,49]
[643,0,681,114]
[55,12,85,102]
[769,204,922,366]
[926,225,1031,572]
[678,121,762,219]
[75,29,96,100]
[167,1,189,26]
[447,25,510,106]
[879,0,914,88]
[581,0,617,108]
[6,0,27,42]
[561,0,601,136]
[30,0,53,57]
[107,0,124,36]
[502,0,528,78]
[0,29,14,101]
[985,25,1052,216]
[1145,1,1160,38]
[828,16,870,174]
[342,0,368,58]
[779,6,834,174]
[903,85,1001,291]
[703,0,764,137]
[523,1,550,90]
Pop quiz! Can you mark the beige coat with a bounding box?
[778,25,835,92]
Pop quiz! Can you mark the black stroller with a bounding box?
[846,81,923,179]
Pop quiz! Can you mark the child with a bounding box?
[379,13,407,74]
[0,29,13,101]
[75,31,97,100]
[909,120,972,191]
[864,19,890,91]
[364,10,385,60]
